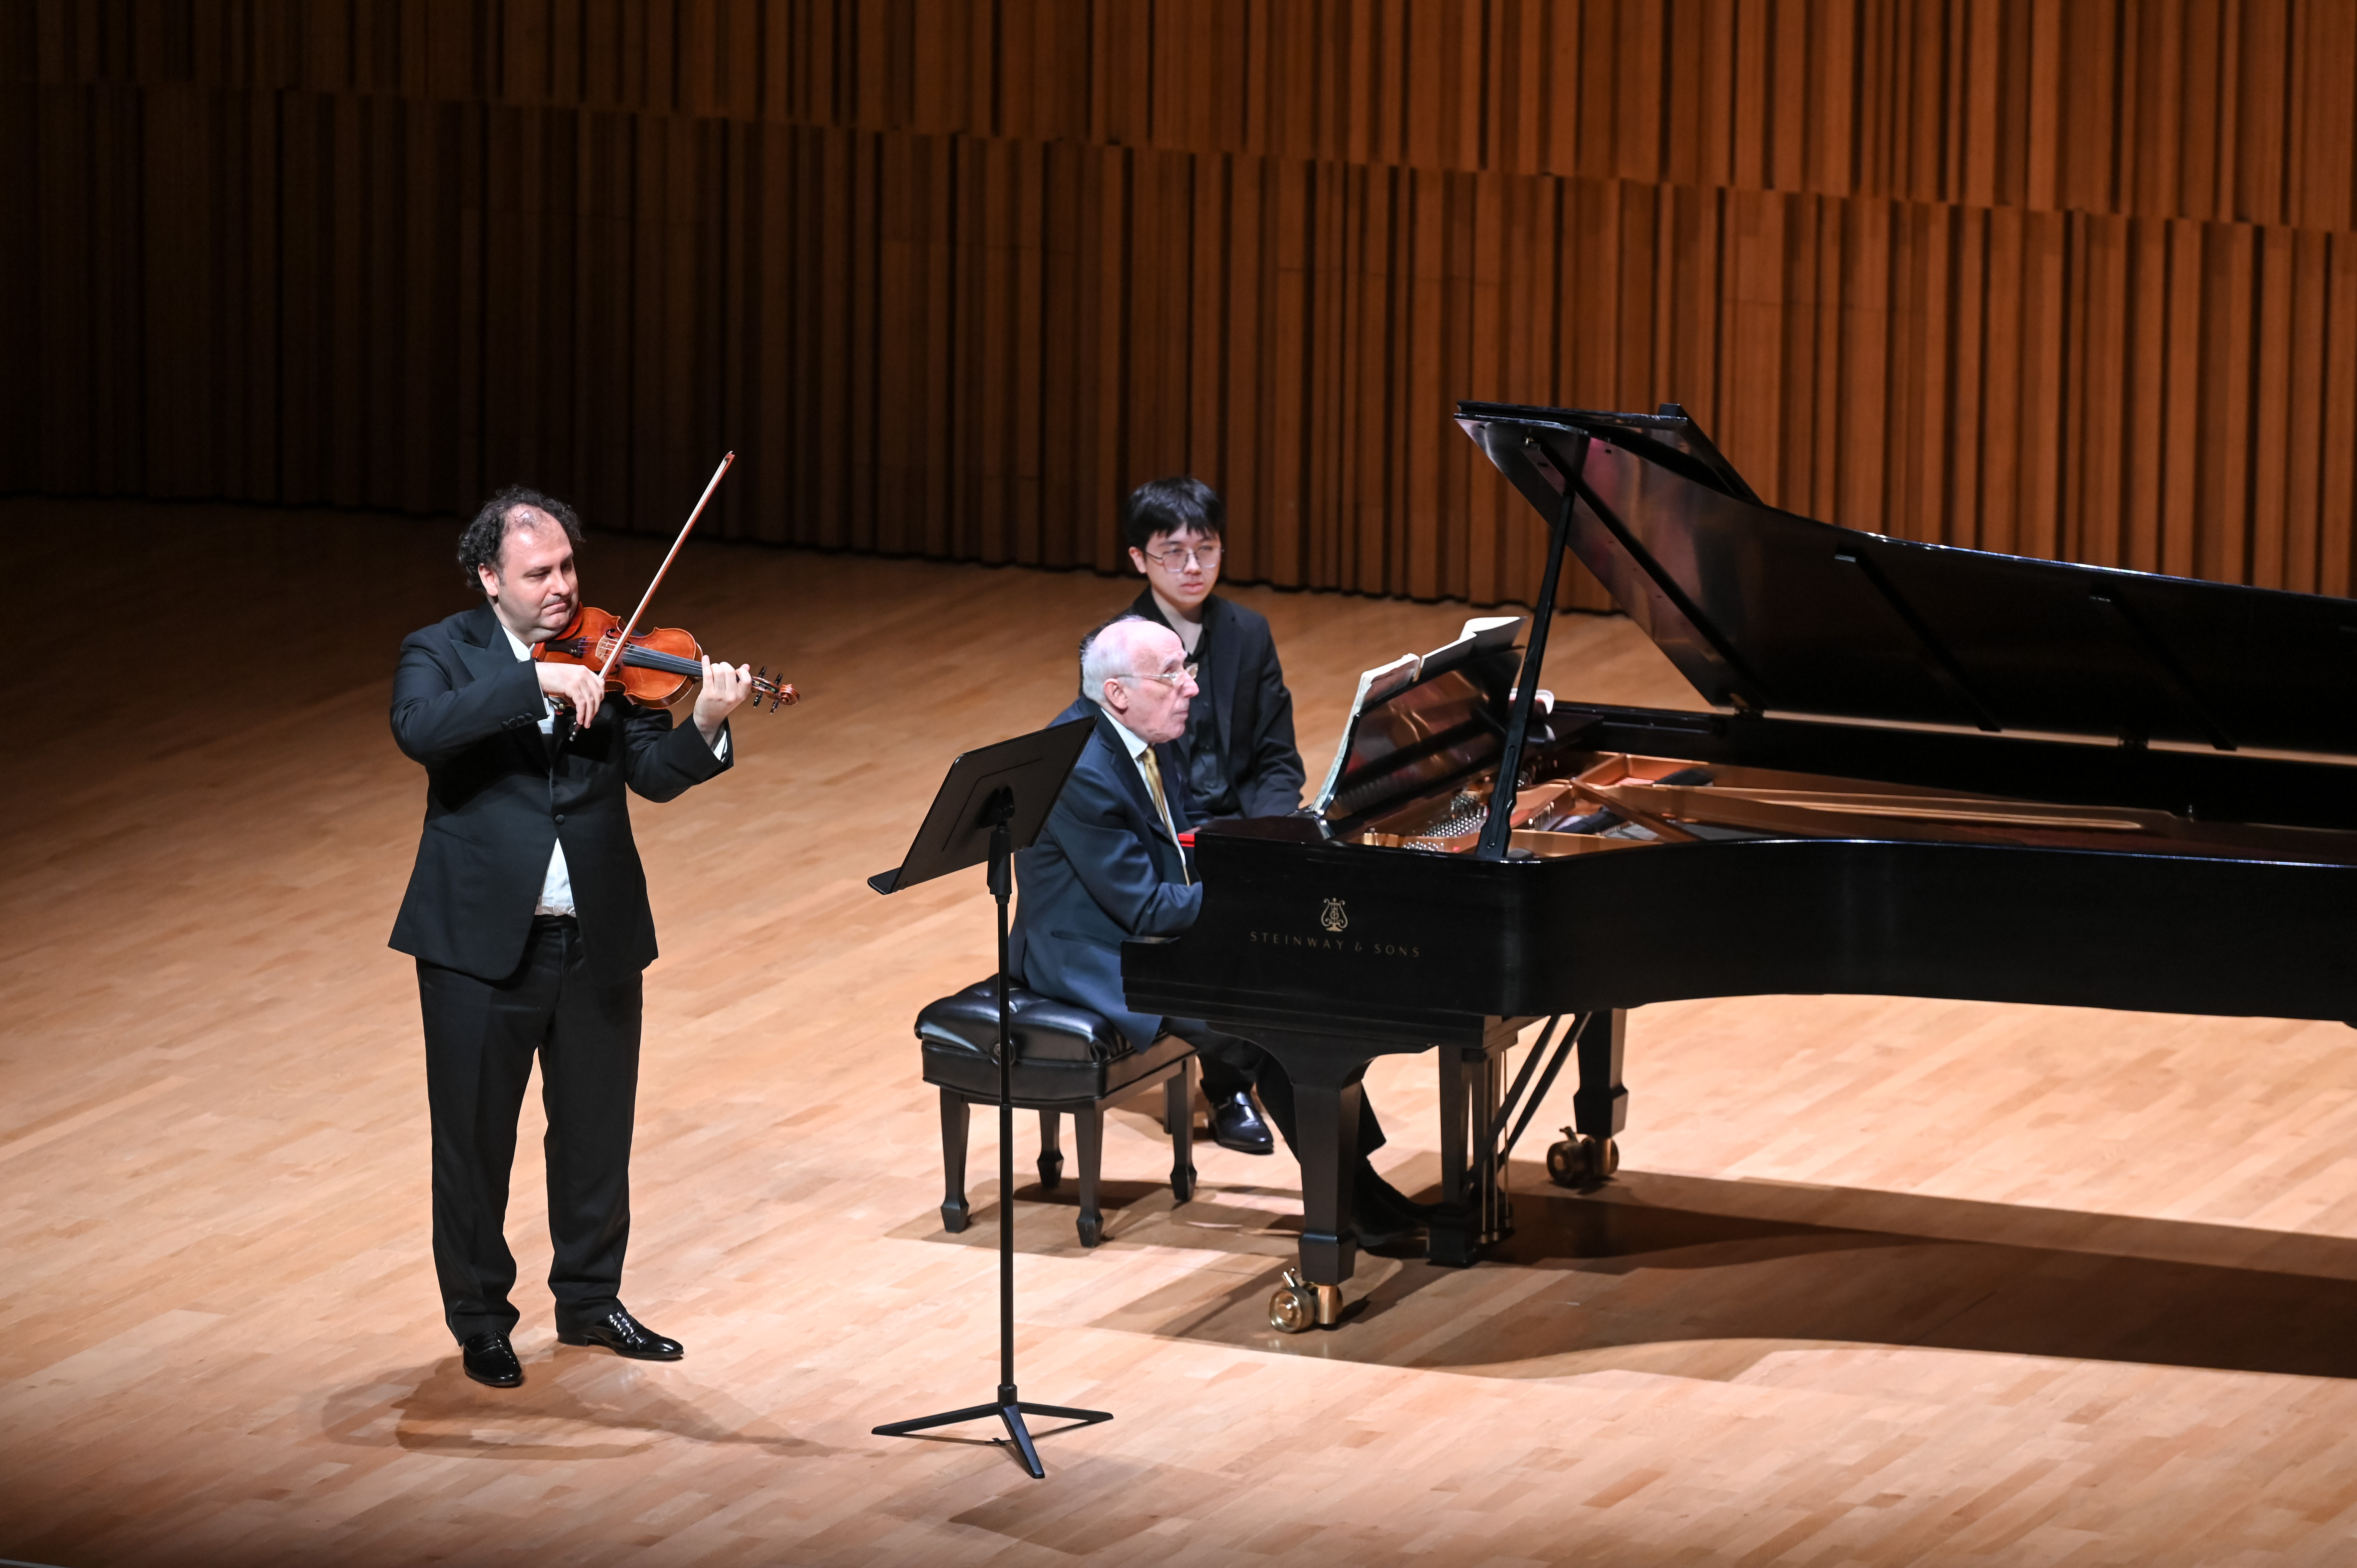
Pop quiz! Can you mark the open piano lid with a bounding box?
[1456,400,2357,758]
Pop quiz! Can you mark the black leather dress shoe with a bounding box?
[1209,1090,1275,1155]
[557,1308,684,1361]
[461,1331,524,1388]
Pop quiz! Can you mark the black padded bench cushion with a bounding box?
[918,977,1190,1104]
[919,979,1130,1061]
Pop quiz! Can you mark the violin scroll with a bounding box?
[755,666,800,712]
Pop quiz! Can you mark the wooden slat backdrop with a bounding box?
[9,0,2357,609]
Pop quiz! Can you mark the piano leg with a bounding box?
[1164,1060,1197,1204]
[1074,1107,1104,1247]
[1572,1008,1629,1146]
[1437,1046,1468,1227]
[1237,1027,1373,1329]
[1546,1008,1628,1187]
[1295,1075,1366,1292]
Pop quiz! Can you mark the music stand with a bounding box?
[868,717,1108,1478]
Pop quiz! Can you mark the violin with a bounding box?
[534,450,799,733]
[536,604,798,712]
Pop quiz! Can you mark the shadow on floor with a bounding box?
[315,1348,854,1460]
[904,1158,2357,1381]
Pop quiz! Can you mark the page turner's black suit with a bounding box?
[389,602,731,1341]
[1124,588,1309,1105]
[1124,587,1305,820]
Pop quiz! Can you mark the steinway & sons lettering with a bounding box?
[1246,930,1422,959]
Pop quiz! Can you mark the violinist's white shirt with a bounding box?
[500,620,728,917]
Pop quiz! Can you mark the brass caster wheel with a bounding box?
[1268,1268,1343,1333]
[1545,1130,1620,1188]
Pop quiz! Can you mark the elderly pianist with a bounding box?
[1008,614,1428,1246]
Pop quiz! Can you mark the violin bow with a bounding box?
[562,450,735,738]
[595,451,736,685]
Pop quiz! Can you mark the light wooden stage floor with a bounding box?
[10,499,2357,1566]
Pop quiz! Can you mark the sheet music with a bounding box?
[1306,617,1527,818]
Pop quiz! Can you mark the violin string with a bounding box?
[622,646,704,678]
[621,645,781,687]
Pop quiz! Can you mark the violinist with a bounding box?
[388,485,751,1389]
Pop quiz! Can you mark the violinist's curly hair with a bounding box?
[458,485,585,595]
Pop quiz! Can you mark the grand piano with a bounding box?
[1124,400,2357,1333]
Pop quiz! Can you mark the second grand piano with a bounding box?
[1124,400,2357,1332]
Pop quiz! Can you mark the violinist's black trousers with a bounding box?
[417,915,642,1343]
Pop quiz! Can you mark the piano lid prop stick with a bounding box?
[1476,437,1583,860]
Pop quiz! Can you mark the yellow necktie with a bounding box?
[1140,745,1170,818]
[1139,747,1192,884]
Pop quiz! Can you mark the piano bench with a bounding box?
[917,978,1198,1248]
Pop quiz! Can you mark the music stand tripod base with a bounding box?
[872,1386,1113,1480]
[867,718,1109,1478]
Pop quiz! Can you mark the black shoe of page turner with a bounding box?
[461,1331,525,1388]
[558,1308,684,1361]
[1208,1090,1276,1155]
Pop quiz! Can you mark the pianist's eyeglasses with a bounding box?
[1118,664,1199,688]
[1140,542,1222,569]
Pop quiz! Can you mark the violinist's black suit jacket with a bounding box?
[388,602,731,980]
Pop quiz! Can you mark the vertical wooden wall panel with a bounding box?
[13,0,2357,612]
[2322,235,2357,597]
[0,33,42,489]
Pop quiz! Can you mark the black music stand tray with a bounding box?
[867,717,1108,1478]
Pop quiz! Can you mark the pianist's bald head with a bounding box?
[1080,615,1198,745]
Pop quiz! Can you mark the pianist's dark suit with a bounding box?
[389,602,731,1342]
[1010,698,1383,1163]
[1009,700,1202,1050]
